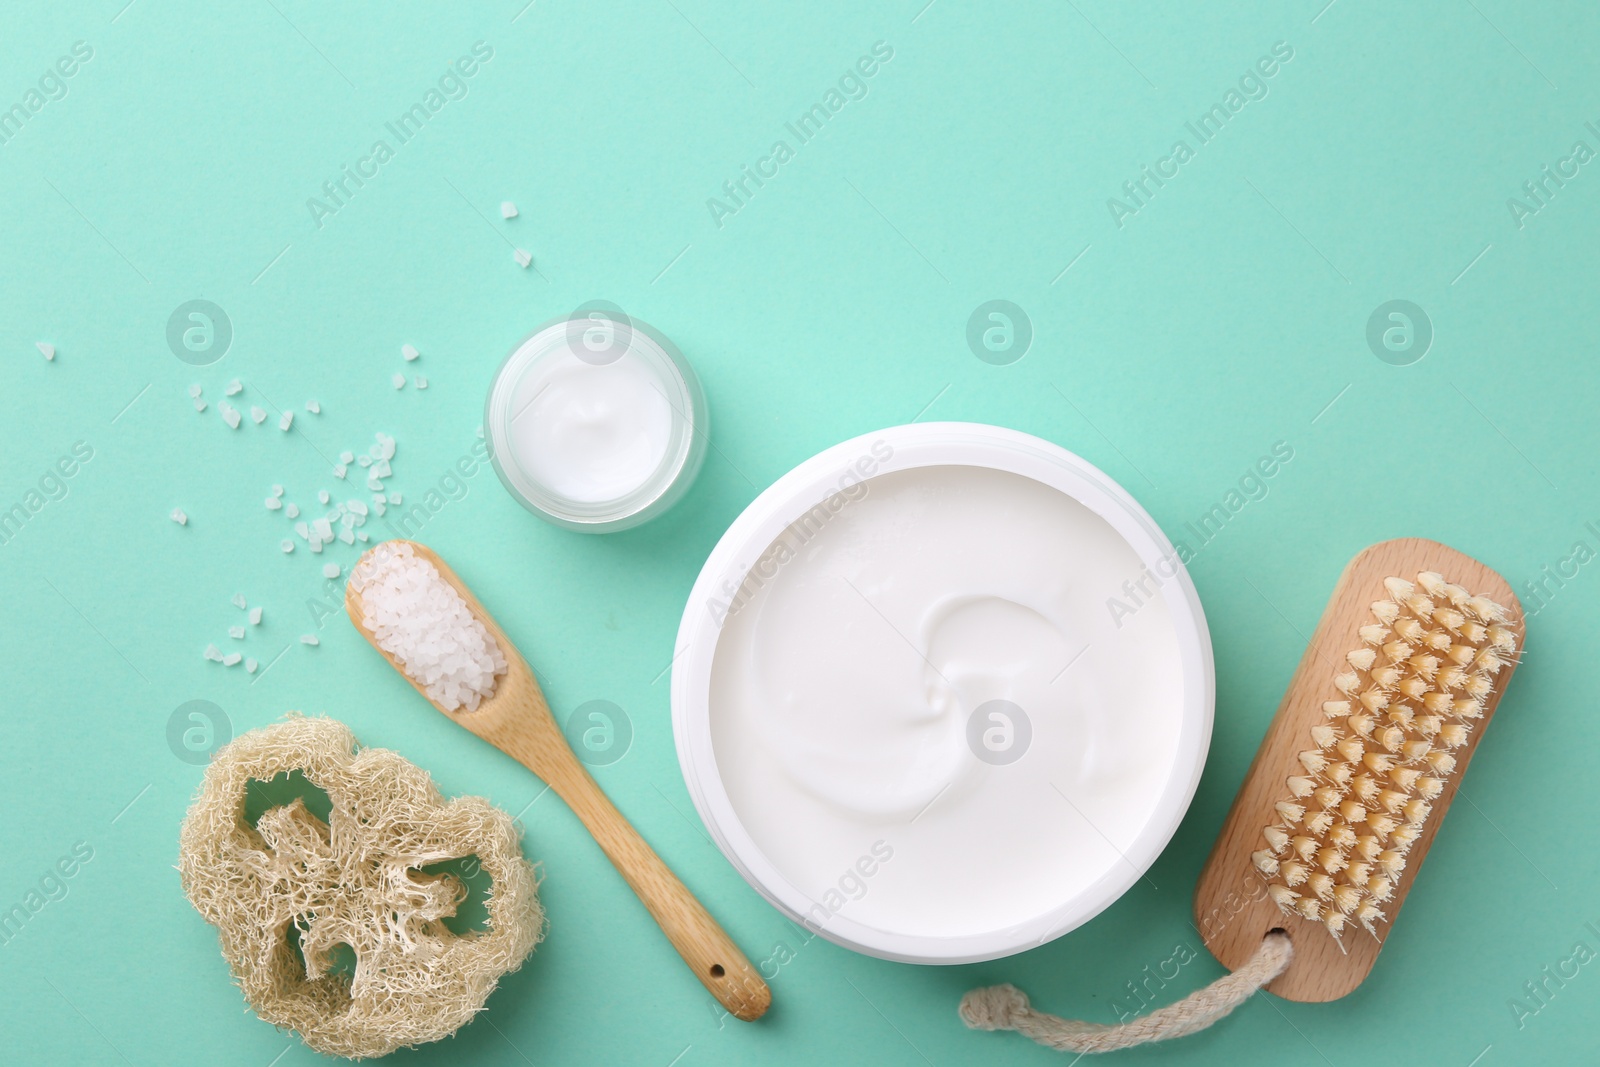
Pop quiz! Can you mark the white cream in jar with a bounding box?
[706,462,1189,943]
[486,312,707,532]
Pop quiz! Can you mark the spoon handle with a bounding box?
[496,698,771,1021]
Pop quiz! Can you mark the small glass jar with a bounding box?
[486,309,707,532]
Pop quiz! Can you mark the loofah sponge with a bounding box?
[178,715,543,1059]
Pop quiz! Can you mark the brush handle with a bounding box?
[497,694,771,1022]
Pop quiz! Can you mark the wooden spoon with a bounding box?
[345,539,771,1021]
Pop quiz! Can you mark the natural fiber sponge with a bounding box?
[179,715,542,1059]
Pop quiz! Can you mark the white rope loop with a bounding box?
[959,931,1293,1053]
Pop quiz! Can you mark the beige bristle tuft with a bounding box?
[1306,811,1335,836]
[1310,724,1338,749]
[1474,649,1504,674]
[1327,762,1354,786]
[1416,776,1444,800]
[1376,851,1405,878]
[1440,724,1468,749]
[1308,873,1334,901]
[1416,715,1443,739]
[1377,790,1407,814]
[1339,800,1367,824]
[1299,751,1329,775]
[1447,644,1476,666]
[1367,813,1398,838]
[1438,666,1468,691]
[1402,739,1432,761]
[1416,572,1447,596]
[1389,766,1421,790]
[1353,836,1381,861]
[1466,596,1504,621]
[1456,697,1486,719]
[1363,752,1395,774]
[1276,801,1306,823]
[1390,824,1420,850]
[1435,607,1465,632]
[1371,599,1400,624]
[1402,798,1430,826]
[1264,826,1290,853]
[1462,621,1488,644]
[1329,825,1357,850]
[1379,726,1406,753]
[1336,738,1365,763]
[1405,594,1435,620]
[1324,700,1352,718]
[1488,626,1516,650]
[1349,713,1375,738]
[1371,668,1401,693]
[1281,860,1308,887]
[1352,775,1380,802]
[1356,902,1385,932]
[1268,884,1297,912]
[1296,896,1322,921]
[1422,691,1452,714]
[1346,861,1372,886]
[1383,577,1414,600]
[1398,676,1428,700]
[1382,640,1413,663]
[1367,877,1394,904]
[1291,836,1318,861]
[1347,648,1377,671]
[1394,617,1425,641]
[1426,630,1452,651]
[1313,786,1343,809]
[1360,687,1391,713]
[1253,850,1280,876]
[1287,776,1314,798]
[1332,883,1363,914]
[1317,848,1347,875]
[1334,672,1361,695]
[1388,705,1415,730]
[1465,674,1493,700]
[1324,911,1347,937]
[1410,655,1440,681]
[1359,624,1390,645]
[1425,750,1456,774]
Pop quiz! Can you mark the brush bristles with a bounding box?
[1260,570,1516,940]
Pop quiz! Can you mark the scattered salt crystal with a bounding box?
[229,626,245,639]
[281,539,294,553]
[358,455,372,467]
[338,528,355,544]
[367,474,383,492]
[348,500,368,517]
[285,503,300,519]
[294,521,309,539]
[250,406,267,424]
[372,500,386,516]
[204,644,223,662]
[415,376,428,389]
[170,507,188,525]
[309,540,324,554]
[402,344,420,361]
[340,451,355,464]
[392,373,406,389]
[372,459,391,478]
[333,464,347,479]
[265,497,282,511]
[300,634,320,646]
[225,379,242,396]
[272,484,284,497]
[316,489,329,505]
[232,593,247,609]
[193,398,207,412]
[513,248,532,268]
[351,542,507,711]
[501,200,518,218]
[37,342,55,361]
[246,658,258,673]
[388,492,401,505]
[357,530,369,542]
[313,517,333,541]
[223,652,242,666]
[249,606,262,625]
[188,384,202,398]
[374,434,396,460]
[279,411,293,431]
[323,563,340,578]
[220,403,241,429]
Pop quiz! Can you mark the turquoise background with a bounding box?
[1,1,1596,1063]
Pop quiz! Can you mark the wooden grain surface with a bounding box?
[346,540,772,1022]
[1194,538,1522,1002]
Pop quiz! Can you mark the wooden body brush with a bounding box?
[1195,537,1521,999]
[347,540,771,1022]
[962,538,1522,1050]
